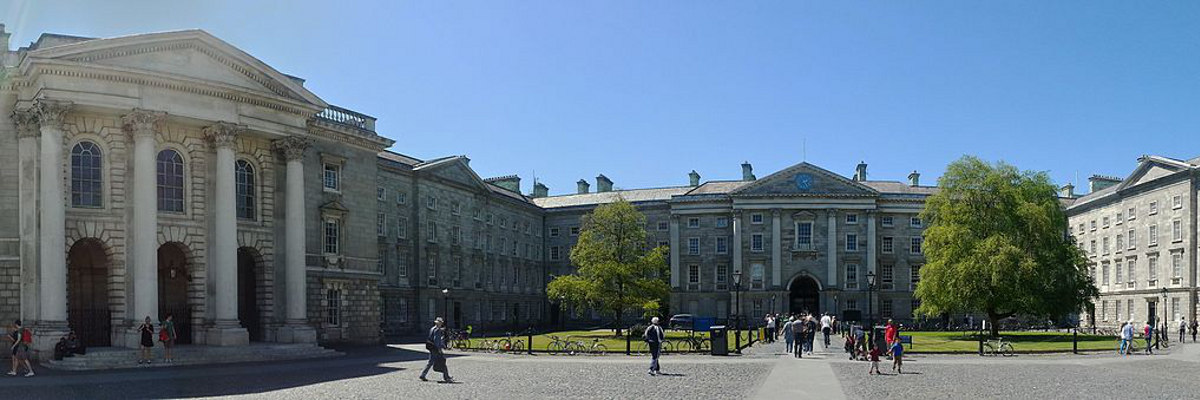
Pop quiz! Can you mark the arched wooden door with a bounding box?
[789,276,821,315]
[237,248,263,341]
[68,239,111,347]
[158,243,192,344]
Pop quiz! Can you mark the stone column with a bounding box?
[669,215,680,288]
[827,209,838,287]
[866,210,877,278]
[204,122,249,346]
[771,209,782,288]
[33,99,73,350]
[13,110,40,324]
[274,137,316,343]
[122,109,164,342]
[732,211,743,276]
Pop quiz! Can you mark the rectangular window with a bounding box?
[751,213,764,224]
[716,217,729,228]
[1115,261,1124,287]
[911,264,921,284]
[687,217,700,228]
[910,217,922,228]
[549,227,560,237]
[751,234,764,252]
[377,213,387,237]
[881,300,893,319]
[1102,237,1109,254]
[1174,195,1183,209]
[750,263,764,289]
[845,234,858,251]
[397,217,408,239]
[396,191,406,205]
[451,201,461,215]
[377,247,387,273]
[795,222,813,250]
[910,237,923,254]
[377,187,386,201]
[323,164,340,191]
[845,263,859,289]
[1090,220,1097,231]
[1173,252,1183,279]
[657,222,669,231]
[570,226,580,236]
[688,264,700,285]
[1128,207,1137,220]
[845,213,858,224]
[326,288,341,326]
[550,246,561,261]
[426,195,437,210]
[1150,201,1158,215]
[1149,225,1158,246]
[881,263,894,285]
[1174,297,1182,321]
[688,237,700,255]
[1128,258,1137,287]
[428,223,438,243]
[1116,234,1124,251]
[397,252,407,277]
[1102,216,1109,228]
[1128,299,1134,322]
[715,236,728,254]
[881,216,894,227]
[1089,240,1096,255]
[716,264,728,290]
[1149,255,1159,286]
[882,237,894,254]
[1101,301,1108,322]
[323,219,340,254]
[1128,228,1137,248]
[1173,219,1183,242]
[846,299,859,310]
[1102,263,1110,286]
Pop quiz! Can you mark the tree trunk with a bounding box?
[614,307,623,336]
[987,311,1001,338]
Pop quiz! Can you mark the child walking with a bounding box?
[890,339,904,374]
[868,344,882,375]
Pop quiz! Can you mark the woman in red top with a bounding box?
[884,319,898,346]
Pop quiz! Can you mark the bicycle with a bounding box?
[676,335,711,352]
[490,332,525,353]
[448,329,472,351]
[566,338,608,355]
[547,335,571,355]
[635,340,676,355]
[983,337,1015,357]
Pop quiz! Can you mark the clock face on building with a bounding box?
[794,173,813,191]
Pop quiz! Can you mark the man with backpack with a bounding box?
[7,320,34,377]
[644,317,665,376]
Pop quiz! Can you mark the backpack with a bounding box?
[19,328,31,344]
[159,327,170,341]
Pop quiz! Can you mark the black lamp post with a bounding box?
[558,295,567,330]
[732,271,743,329]
[442,288,450,328]
[770,294,777,316]
[1162,287,1169,347]
[866,270,877,348]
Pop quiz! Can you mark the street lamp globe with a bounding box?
[866,271,876,287]
[732,271,742,286]
[442,288,450,296]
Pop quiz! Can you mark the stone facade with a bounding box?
[1066,156,1199,329]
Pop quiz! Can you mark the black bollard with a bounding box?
[1073,328,1078,354]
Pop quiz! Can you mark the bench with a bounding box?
[899,335,913,349]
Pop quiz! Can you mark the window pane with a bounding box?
[156,149,186,212]
[235,160,256,219]
[70,142,104,207]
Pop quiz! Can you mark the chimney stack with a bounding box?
[0,24,9,53]
[907,170,920,187]
[1088,175,1121,193]
[853,161,868,182]
[688,170,701,187]
[484,175,521,193]
[577,179,590,194]
[596,174,613,193]
[1060,183,1076,198]
[741,162,756,181]
[532,182,549,198]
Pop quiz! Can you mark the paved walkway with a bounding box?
[747,336,847,399]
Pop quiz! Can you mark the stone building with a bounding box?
[1065,155,1198,329]
[535,161,935,326]
[0,27,391,352]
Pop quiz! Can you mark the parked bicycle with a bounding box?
[635,340,676,355]
[448,329,472,351]
[489,332,525,353]
[676,334,711,352]
[547,335,572,355]
[565,338,608,355]
[983,337,1015,357]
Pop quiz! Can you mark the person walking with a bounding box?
[138,316,155,365]
[765,315,776,344]
[791,316,804,358]
[7,320,33,377]
[782,316,795,354]
[1191,318,1198,343]
[1180,317,1188,344]
[1144,322,1154,355]
[820,313,833,349]
[804,315,818,355]
[419,317,453,383]
[644,317,665,376]
[1118,321,1132,355]
[161,313,177,363]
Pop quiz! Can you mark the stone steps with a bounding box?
[44,344,342,371]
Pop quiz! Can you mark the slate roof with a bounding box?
[378,150,422,167]
[860,181,939,196]
[532,186,693,209]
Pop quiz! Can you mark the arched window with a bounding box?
[70,141,103,208]
[156,149,185,212]
[235,160,256,220]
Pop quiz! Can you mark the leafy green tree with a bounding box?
[915,156,1097,336]
[547,199,669,336]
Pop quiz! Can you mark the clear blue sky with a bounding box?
[5,1,1199,196]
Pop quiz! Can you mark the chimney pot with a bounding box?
[907,170,920,187]
[741,162,755,181]
[1061,183,1076,198]
[854,161,868,182]
[596,174,613,193]
[577,179,590,194]
[532,182,549,198]
[688,170,701,187]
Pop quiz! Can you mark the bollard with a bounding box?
[528,328,534,355]
[735,327,742,354]
[978,333,984,356]
[1073,328,1078,354]
[626,330,631,356]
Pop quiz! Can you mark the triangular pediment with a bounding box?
[415,157,491,192]
[732,162,878,197]
[1114,156,1191,192]
[28,30,326,108]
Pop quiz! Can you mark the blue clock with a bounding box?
[794,173,813,191]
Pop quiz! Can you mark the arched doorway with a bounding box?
[237,248,263,341]
[789,276,821,315]
[68,239,111,347]
[158,243,192,344]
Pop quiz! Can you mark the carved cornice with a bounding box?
[203,121,243,148]
[272,136,311,161]
[33,99,73,129]
[11,109,40,138]
[121,108,167,138]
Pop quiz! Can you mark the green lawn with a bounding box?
[904,331,1122,353]
[467,328,765,354]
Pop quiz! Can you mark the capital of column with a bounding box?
[273,136,311,161]
[203,121,244,149]
[33,99,73,129]
[11,109,39,138]
[771,208,781,217]
[121,108,166,139]
[827,209,839,218]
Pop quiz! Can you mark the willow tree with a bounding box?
[915,156,1096,337]
[547,199,669,336]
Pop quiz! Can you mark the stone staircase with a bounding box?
[43,343,342,371]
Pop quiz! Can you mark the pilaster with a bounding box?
[827,209,838,287]
[771,208,782,288]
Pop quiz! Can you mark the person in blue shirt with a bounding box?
[890,340,904,374]
[419,317,453,383]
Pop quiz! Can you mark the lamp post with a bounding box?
[442,288,450,328]
[558,295,567,330]
[732,271,743,330]
[866,270,877,349]
[770,294,777,316]
[1162,287,1169,347]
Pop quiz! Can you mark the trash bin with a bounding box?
[710,325,729,356]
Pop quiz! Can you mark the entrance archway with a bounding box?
[237,247,263,341]
[67,238,111,347]
[157,243,192,344]
[789,275,821,315]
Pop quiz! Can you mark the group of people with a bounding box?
[841,319,904,375]
[137,314,178,364]
[1180,317,1199,343]
[53,331,86,360]
[775,312,835,358]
